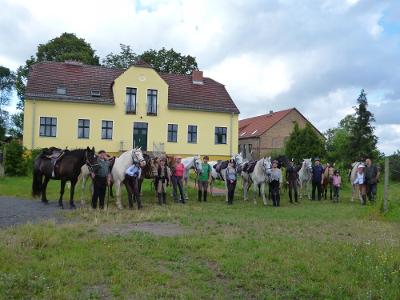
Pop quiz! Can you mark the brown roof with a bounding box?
[239,109,293,138]
[25,61,124,104]
[25,61,239,113]
[239,108,324,139]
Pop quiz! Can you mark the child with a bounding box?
[124,163,141,208]
[332,170,341,202]
[353,164,367,205]
[225,159,237,205]
[198,156,212,202]
[155,157,171,205]
[269,160,281,207]
[172,156,185,203]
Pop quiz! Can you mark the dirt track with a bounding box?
[0,196,65,228]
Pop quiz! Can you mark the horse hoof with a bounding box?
[70,204,76,210]
[42,200,49,205]
[59,205,64,209]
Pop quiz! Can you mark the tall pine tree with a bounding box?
[348,89,378,160]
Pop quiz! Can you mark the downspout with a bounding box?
[31,100,36,149]
[230,112,233,156]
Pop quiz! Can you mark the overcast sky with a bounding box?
[1,0,399,154]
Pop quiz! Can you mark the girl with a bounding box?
[332,170,341,202]
[155,157,171,205]
[269,160,282,207]
[353,164,367,205]
[225,159,237,205]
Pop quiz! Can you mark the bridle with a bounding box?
[263,158,272,176]
[132,150,145,166]
[85,150,98,173]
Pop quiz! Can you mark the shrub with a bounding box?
[25,148,43,174]
[4,140,27,176]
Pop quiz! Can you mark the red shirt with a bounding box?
[175,163,185,177]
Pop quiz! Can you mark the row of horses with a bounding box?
[31,146,363,209]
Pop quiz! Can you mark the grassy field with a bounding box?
[0,175,399,299]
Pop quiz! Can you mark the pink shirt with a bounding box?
[175,163,185,177]
[332,175,341,187]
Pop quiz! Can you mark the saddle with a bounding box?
[41,147,68,177]
[242,160,257,174]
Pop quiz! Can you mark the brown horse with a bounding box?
[322,163,335,200]
[32,147,97,209]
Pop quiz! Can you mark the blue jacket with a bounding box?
[312,165,324,183]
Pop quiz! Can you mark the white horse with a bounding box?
[209,153,244,202]
[180,155,202,199]
[350,161,363,202]
[79,164,93,205]
[242,157,272,205]
[111,148,145,209]
[298,158,312,200]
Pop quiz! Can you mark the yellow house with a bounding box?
[23,60,240,159]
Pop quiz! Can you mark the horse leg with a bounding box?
[80,174,88,207]
[253,181,258,204]
[243,179,248,201]
[115,182,123,209]
[41,177,50,204]
[69,179,77,209]
[58,180,66,209]
[261,183,267,206]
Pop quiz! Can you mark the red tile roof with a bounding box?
[25,61,239,113]
[239,108,294,138]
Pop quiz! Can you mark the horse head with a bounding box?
[193,155,202,173]
[262,156,272,175]
[132,148,146,167]
[233,153,244,167]
[85,147,98,172]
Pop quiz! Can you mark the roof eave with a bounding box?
[168,103,240,114]
[25,93,115,105]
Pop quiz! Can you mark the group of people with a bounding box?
[88,148,381,209]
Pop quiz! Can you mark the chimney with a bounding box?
[192,70,203,85]
[269,110,274,115]
[64,60,83,66]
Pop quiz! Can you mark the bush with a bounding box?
[4,140,27,176]
[389,151,400,181]
[25,148,43,174]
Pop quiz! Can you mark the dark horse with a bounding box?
[32,147,97,209]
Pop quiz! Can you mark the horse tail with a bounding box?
[32,168,43,198]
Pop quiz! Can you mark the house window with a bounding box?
[78,119,90,139]
[39,117,57,137]
[187,125,197,143]
[101,120,113,140]
[56,87,66,95]
[147,89,157,115]
[215,127,227,144]
[168,124,178,142]
[248,144,253,157]
[126,87,136,114]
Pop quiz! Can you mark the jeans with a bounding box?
[367,183,377,201]
[288,180,298,202]
[124,174,140,208]
[92,176,107,209]
[333,186,340,202]
[312,181,322,200]
[271,180,280,206]
[227,180,236,204]
[172,175,184,202]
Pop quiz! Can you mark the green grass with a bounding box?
[0,176,399,299]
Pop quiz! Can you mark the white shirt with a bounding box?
[353,172,365,185]
[125,165,141,178]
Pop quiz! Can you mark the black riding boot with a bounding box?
[289,190,293,203]
[203,191,207,202]
[158,193,162,205]
[162,193,167,204]
[362,195,367,205]
[198,190,202,202]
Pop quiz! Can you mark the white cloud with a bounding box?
[1,0,399,154]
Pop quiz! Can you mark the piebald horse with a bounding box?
[350,161,363,202]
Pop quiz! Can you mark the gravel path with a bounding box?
[0,196,65,228]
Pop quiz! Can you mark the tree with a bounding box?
[140,47,198,74]
[103,45,199,75]
[15,33,100,109]
[347,89,378,161]
[389,150,400,181]
[0,66,14,140]
[102,44,138,69]
[285,122,325,162]
[4,140,27,176]
[8,112,24,138]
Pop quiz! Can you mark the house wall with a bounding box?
[259,109,315,156]
[23,66,238,160]
[238,137,260,160]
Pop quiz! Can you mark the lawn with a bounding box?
[0,175,399,299]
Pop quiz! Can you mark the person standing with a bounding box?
[225,159,237,205]
[124,163,141,208]
[353,164,367,205]
[269,160,282,207]
[365,158,380,202]
[285,159,300,203]
[155,157,171,205]
[171,156,185,203]
[198,156,212,202]
[332,170,341,202]
[91,150,111,209]
[311,158,324,201]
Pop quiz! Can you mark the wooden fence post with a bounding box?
[383,157,389,213]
